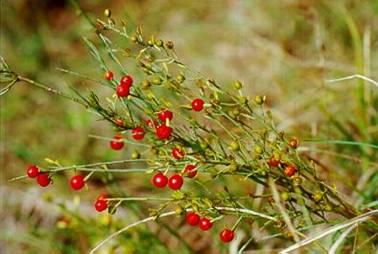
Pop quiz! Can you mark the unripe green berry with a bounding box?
[312,191,323,202]
[324,203,333,211]
[130,36,138,43]
[232,108,240,117]
[104,9,111,17]
[155,39,163,47]
[238,96,248,105]
[254,145,263,154]
[254,95,265,105]
[229,141,240,151]
[233,81,243,90]
[176,74,185,83]
[131,150,141,159]
[280,192,290,201]
[152,76,162,85]
[142,80,151,89]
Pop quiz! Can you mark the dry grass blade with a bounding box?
[326,74,378,88]
[279,209,378,253]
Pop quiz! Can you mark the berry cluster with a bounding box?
[186,212,235,243]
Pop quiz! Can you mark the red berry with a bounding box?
[156,124,172,140]
[116,84,130,97]
[186,212,200,226]
[284,165,297,177]
[94,199,108,212]
[268,156,280,167]
[97,193,108,200]
[27,165,39,178]
[152,172,168,188]
[37,173,50,187]
[168,174,184,190]
[184,164,197,178]
[157,109,173,123]
[220,228,235,243]
[132,127,145,140]
[110,135,124,150]
[145,119,155,128]
[199,217,213,231]
[191,98,205,112]
[105,71,113,81]
[69,175,85,190]
[172,147,185,160]
[115,119,124,126]
[120,75,133,87]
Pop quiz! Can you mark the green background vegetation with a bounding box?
[1,0,377,253]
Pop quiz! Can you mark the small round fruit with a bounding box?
[157,109,173,122]
[105,71,113,81]
[94,199,108,212]
[289,137,299,149]
[172,147,185,160]
[116,84,130,97]
[156,124,172,140]
[152,172,168,188]
[184,164,197,178]
[27,165,39,178]
[191,98,205,112]
[186,212,200,226]
[284,165,297,177]
[268,156,280,167]
[115,119,124,126]
[37,173,50,187]
[110,135,124,150]
[69,175,85,190]
[199,217,213,231]
[132,127,145,140]
[168,174,184,190]
[220,228,235,243]
[120,75,133,87]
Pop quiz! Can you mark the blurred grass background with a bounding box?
[1,0,377,253]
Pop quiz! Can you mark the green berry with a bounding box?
[233,81,243,90]
[229,141,240,151]
[104,9,111,17]
[254,95,265,105]
[280,192,290,201]
[254,145,263,154]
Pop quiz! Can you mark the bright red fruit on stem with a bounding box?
[37,173,50,187]
[110,134,124,150]
[184,164,197,178]
[220,228,235,243]
[268,156,280,167]
[105,71,113,81]
[116,84,130,97]
[172,147,185,160]
[94,199,108,212]
[284,165,297,177]
[156,124,172,140]
[132,127,145,140]
[27,165,39,178]
[199,217,213,231]
[157,109,173,123]
[120,75,133,87]
[152,172,168,188]
[186,212,200,226]
[69,175,85,190]
[168,174,184,190]
[191,98,205,112]
[115,119,124,126]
